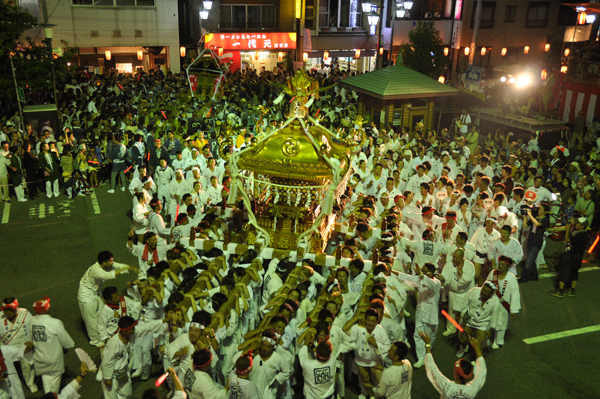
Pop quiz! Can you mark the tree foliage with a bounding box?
[399,20,447,78]
[0,2,78,101]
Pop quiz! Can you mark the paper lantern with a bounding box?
[480,47,486,56]
[179,47,186,58]
[560,65,568,73]
[105,50,111,60]
[545,43,550,52]
[443,47,449,56]
[355,49,361,59]
[524,46,530,54]
[501,47,507,56]
[278,51,284,61]
[254,52,260,61]
[578,12,587,25]
[137,50,144,60]
[379,47,384,55]
[323,51,329,61]
[564,48,570,57]
[541,69,547,80]
[464,47,470,56]
[438,76,445,84]
[303,52,308,62]
[218,47,223,57]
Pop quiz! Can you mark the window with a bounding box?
[305,0,316,29]
[323,0,361,27]
[526,2,549,28]
[505,5,516,22]
[72,0,154,6]
[220,5,276,30]
[319,0,329,27]
[470,2,496,29]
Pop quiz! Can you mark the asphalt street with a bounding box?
[1,186,599,399]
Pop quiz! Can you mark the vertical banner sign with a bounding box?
[450,21,462,49]
[382,27,392,51]
[295,0,302,19]
[304,28,312,52]
[465,66,482,91]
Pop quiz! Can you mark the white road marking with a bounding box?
[538,266,599,279]
[48,206,55,214]
[90,191,101,214]
[2,202,10,224]
[29,206,36,218]
[38,203,46,219]
[524,325,600,345]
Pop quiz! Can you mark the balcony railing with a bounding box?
[219,22,278,31]
[566,59,600,87]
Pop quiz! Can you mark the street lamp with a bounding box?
[368,12,380,26]
[396,8,406,18]
[203,0,212,10]
[361,2,372,13]
[198,1,212,51]
[403,1,413,10]
[41,23,58,112]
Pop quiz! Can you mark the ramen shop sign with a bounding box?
[205,32,297,51]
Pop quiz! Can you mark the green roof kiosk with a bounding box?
[340,63,459,132]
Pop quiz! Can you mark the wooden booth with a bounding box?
[341,64,459,131]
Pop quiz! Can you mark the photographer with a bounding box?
[550,217,590,298]
[520,203,550,283]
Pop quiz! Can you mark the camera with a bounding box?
[520,204,539,217]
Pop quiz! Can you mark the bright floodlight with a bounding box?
[509,76,516,84]
[515,73,531,88]
[500,76,507,83]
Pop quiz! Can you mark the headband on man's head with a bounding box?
[483,281,497,291]
[236,351,254,375]
[190,322,205,330]
[193,352,213,369]
[454,359,473,380]
[0,299,18,311]
[32,296,50,314]
[119,320,138,332]
[262,337,277,347]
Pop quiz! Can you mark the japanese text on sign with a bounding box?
[206,32,297,51]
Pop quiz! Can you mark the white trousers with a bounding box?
[45,179,59,197]
[20,358,36,390]
[79,297,102,345]
[102,376,132,399]
[15,185,25,201]
[41,373,61,393]
[414,320,438,361]
[132,333,153,378]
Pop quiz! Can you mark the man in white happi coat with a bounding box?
[101,315,169,399]
[486,255,520,349]
[186,348,227,399]
[78,251,137,347]
[31,296,75,393]
[39,361,91,399]
[97,287,142,345]
[399,227,447,268]
[154,159,175,205]
[0,298,37,393]
[247,330,289,399]
[404,206,445,240]
[165,317,219,398]
[0,342,34,399]
[470,218,501,286]
[393,263,441,369]
[344,307,392,398]
[456,282,501,358]
[438,249,476,337]
[169,169,189,224]
[421,331,487,399]
[127,230,174,279]
[488,225,524,276]
[298,339,337,399]
[147,198,173,244]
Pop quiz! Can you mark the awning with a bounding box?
[471,107,566,132]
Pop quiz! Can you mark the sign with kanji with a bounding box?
[205,32,297,51]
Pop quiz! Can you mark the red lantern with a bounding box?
[278,51,284,62]
[578,11,587,25]
[218,47,224,57]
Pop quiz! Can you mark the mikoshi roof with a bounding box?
[340,64,459,100]
[236,118,351,182]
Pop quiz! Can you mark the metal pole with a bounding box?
[47,39,59,112]
[469,0,482,65]
[389,11,395,65]
[9,53,25,133]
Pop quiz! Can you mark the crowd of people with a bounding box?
[1,63,600,399]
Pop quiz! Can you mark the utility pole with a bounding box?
[469,0,482,65]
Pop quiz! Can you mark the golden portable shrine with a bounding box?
[227,69,364,253]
